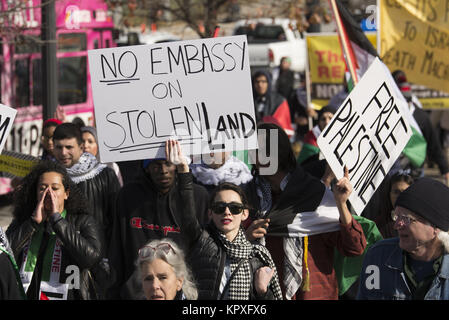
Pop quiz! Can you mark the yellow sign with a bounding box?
[380,0,449,94]
[306,33,376,109]
[0,151,38,178]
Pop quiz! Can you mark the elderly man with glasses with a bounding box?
[357,177,449,300]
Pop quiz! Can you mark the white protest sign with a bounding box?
[317,57,412,215]
[0,104,17,154]
[88,35,257,163]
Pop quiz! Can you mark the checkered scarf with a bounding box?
[217,228,283,300]
[66,152,107,184]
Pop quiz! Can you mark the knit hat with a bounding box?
[395,177,449,231]
[142,158,165,169]
[43,118,63,128]
[318,105,337,120]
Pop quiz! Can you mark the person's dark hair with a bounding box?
[12,160,90,224]
[251,69,272,98]
[253,122,296,175]
[72,117,86,129]
[209,182,251,210]
[43,118,62,130]
[389,172,414,195]
[53,123,83,145]
[391,69,407,85]
[374,171,414,238]
[318,105,337,121]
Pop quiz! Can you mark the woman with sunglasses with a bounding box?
[166,139,283,300]
[137,238,198,300]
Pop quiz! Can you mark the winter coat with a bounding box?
[107,171,209,299]
[6,212,102,300]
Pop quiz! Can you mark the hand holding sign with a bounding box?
[165,139,189,173]
[332,166,352,204]
[317,58,412,215]
[332,166,354,226]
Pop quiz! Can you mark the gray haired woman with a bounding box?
[137,238,198,300]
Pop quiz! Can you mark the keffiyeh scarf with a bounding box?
[216,227,283,300]
[66,152,107,184]
[190,156,253,186]
[255,174,306,300]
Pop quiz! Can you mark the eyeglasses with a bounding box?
[391,211,418,226]
[211,202,245,215]
[138,242,176,259]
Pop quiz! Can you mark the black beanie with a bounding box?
[395,177,449,231]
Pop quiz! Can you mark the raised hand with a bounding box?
[332,166,352,205]
[165,139,189,173]
[32,187,49,224]
[245,218,270,242]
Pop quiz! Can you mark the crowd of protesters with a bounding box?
[2,1,449,300]
[2,62,449,300]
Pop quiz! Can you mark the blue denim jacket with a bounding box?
[357,238,449,300]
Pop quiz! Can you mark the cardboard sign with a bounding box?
[88,35,257,163]
[317,58,412,214]
[380,0,449,94]
[306,33,377,110]
[0,104,17,154]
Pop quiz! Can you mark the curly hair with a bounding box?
[12,160,90,224]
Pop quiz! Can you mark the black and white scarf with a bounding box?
[190,156,253,186]
[66,152,107,184]
[216,228,283,300]
[0,226,13,258]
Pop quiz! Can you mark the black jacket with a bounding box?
[186,224,275,300]
[75,166,121,250]
[413,107,449,174]
[108,171,209,299]
[180,173,276,300]
[0,252,23,300]
[6,212,103,300]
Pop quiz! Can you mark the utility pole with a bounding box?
[41,0,58,120]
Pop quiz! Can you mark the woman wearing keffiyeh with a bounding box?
[165,140,283,300]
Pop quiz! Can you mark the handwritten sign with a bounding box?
[380,0,449,94]
[88,35,257,163]
[0,104,17,154]
[317,58,412,214]
[306,33,377,110]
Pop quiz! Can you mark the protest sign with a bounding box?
[0,150,38,178]
[88,35,257,163]
[410,84,449,110]
[306,33,376,110]
[317,58,412,215]
[380,0,449,94]
[0,104,17,154]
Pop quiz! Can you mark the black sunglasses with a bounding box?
[211,202,245,215]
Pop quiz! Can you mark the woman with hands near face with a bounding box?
[6,161,102,300]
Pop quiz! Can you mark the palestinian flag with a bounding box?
[262,166,341,237]
[272,100,295,138]
[329,0,426,167]
[297,125,320,164]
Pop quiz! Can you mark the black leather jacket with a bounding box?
[180,173,276,300]
[6,212,102,300]
[75,166,120,250]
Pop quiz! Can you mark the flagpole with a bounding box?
[304,33,313,130]
[328,0,358,85]
[376,0,381,56]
